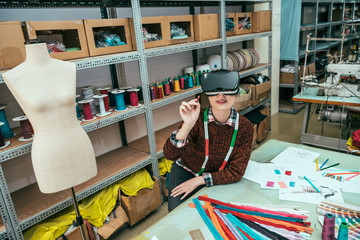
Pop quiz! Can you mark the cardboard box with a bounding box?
[121,177,161,226]
[242,81,271,106]
[252,11,271,33]
[25,20,89,60]
[84,19,133,57]
[260,105,270,117]
[160,175,168,197]
[233,86,251,111]
[308,62,316,74]
[98,206,129,239]
[194,14,219,41]
[236,12,252,35]
[252,124,257,148]
[280,72,301,84]
[226,13,237,36]
[0,21,26,70]
[165,15,194,45]
[57,223,90,240]
[257,116,270,142]
[332,9,342,22]
[129,16,169,49]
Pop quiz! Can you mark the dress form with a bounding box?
[3,41,97,194]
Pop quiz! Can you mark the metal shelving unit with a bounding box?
[279,0,360,114]
[0,0,273,239]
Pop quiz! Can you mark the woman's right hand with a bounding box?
[179,97,200,128]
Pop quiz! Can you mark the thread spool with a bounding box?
[0,105,15,139]
[337,222,348,240]
[158,85,164,99]
[75,94,82,120]
[174,79,180,92]
[0,122,10,149]
[188,74,194,88]
[78,99,97,121]
[184,75,188,89]
[81,87,96,115]
[322,213,335,240]
[12,116,33,141]
[127,89,141,107]
[180,77,185,89]
[137,86,143,101]
[164,82,171,96]
[111,90,127,111]
[93,95,111,117]
[150,87,155,100]
[195,74,200,86]
[107,90,116,108]
[97,87,112,112]
[169,78,174,92]
[119,87,131,105]
[152,85,158,99]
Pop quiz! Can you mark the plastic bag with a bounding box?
[143,27,162,42]
[170,23,188,39]
[95,31,126,47]
[46,40,66,53]
[238,17,251,30]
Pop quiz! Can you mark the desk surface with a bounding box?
[134,139,360,240]
[292,87,360,107]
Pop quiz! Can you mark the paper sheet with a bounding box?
[270,147,320,168]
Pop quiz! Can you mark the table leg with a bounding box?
[301,103,311,143]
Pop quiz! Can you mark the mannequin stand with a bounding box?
[70,187,87,240]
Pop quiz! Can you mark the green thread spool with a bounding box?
[337,222,348,240]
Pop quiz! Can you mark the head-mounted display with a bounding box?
[200,70,239,96]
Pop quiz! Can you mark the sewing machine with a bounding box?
[318,63,360,97]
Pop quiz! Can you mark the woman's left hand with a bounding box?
[170,176,205,200]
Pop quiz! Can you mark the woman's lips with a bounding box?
[216,99,227,104]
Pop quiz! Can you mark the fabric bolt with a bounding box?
[164,107,253,186]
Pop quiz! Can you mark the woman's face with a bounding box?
[208,93,236,111]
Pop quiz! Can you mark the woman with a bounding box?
[163,70,254,211]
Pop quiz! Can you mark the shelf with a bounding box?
[279,83,301,88]
[238,63,270,79]
[9,146,150,233]
[279,100,305,114]
[331,21,343,26]
[317,22,332,28]
[151,86,202,110]
[239,97,271,115]
[226,32,272,44]
[0,106,146,163]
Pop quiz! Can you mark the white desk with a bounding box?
[134,139,360,240]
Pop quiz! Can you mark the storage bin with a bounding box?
[194,14,219,41]
[233,86,251,111]
[252,11,271,33]
[0,21,26,70]
[121,177,161,226]
[225,13,237,36]
[129,16,169,49]
[235,12,252,35]
[165,15,194,45]
[84,19,133,57]
[25,20,89,60]
[257,116,270,142]
[243,80,271,106]
[280,72,301,84]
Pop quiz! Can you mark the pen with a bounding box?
[316,158,319,171]
[319,158,329,170]
[320,163,340,171]
[304,176,320,193]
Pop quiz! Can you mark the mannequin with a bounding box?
[3,40,97,194]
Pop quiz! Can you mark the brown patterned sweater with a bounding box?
[163,109,254,185]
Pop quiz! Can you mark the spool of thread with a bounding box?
[195,74,200,86]
[108,90,116,108]
[158,85,164,99]
[12,116,33,141]
[119,87,131,105]
[75,94,82,119]
[97,87,111,112]
[127,89,141,107]
[169,78,174,92]
[152,85,158,99]
[104,34,122,46]
[188,75,194,88]
[164,82,171,96]
[137,86,143,101]
[93,95,111,117]
[81,87,96,115]
[150,87,155,100]
[337,222,349,240]
[161,83,165,97]
[0,122,10,149]
[174,79,180,92]
[322,213,335,240]
[180,77,185,89]
[111,90,127,111]
[184,75,189,89]
[78,99,97,121]
[0,105,15,139]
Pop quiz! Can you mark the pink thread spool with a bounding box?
[12,116,33,141]
[127,89,141,108]
[97,87,111,112]
[78,99,97,121]
[0,122,10,149]
[322,213,335,240]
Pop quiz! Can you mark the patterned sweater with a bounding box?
[163,107,254,186]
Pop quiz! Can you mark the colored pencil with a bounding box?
[345,173,360,181]
[328,172,359,176]
[320,163,340,171]
[319,158,329,170]
[304,176,320,193]
[316,158,319,171]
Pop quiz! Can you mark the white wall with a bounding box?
[0,3,280,192]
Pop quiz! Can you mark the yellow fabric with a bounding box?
[24,169,154,240]
[158,157,173,176]
[347,137,359,150]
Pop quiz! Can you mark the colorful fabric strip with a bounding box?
[214,209,244,240]
[227,213,268,240]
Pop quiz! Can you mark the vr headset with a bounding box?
[200,70,240,96]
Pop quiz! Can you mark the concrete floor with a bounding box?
[111,106,360,240]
